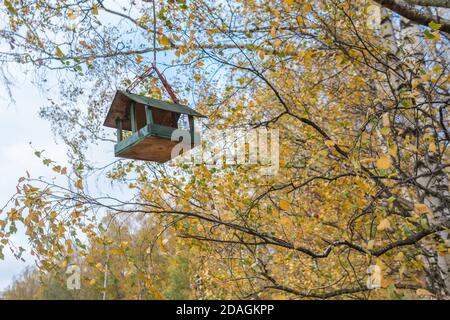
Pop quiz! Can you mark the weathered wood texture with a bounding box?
[104,90,205,131]
[117,135,180,163]
[106,90,206,163]
[114,124,198,163]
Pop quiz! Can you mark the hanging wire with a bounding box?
[126,0,157,93]
[152,0,157,66]
[126,0,179,104]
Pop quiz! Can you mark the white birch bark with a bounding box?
[399,16,450,296]
[377,9,449,296]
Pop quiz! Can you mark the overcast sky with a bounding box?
[0,74,66,289]
[0,1,119,291]
[0,68,129,290]
[0,1,183,291]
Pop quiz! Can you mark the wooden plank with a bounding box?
[115,117,123,142]
[188,115,194,142]
[149,123,178,139]
[103,90,207,130]
[130,101,136,133]
[114,122,196,163]
[121,90,206,118]
[145,105,154,125]
[116,135,180,163]
[115,125,150,154]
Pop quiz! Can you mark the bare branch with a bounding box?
[374,0,450,33]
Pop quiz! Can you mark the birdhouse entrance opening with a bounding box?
[103,90,206,163]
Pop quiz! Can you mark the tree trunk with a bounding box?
[379,10,450,296]
[399,16,450,297]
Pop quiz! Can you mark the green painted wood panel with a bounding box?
[188,115,194,142]
[119,90,206,118]
[145,105,154,125]
[115,124,174,154]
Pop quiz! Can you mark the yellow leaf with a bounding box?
[273,39,282,47]
[376,155,391,170]
[414,203,430,215]
[88,278,96,286]
[388,145,397,157]
[159,35,170,46]
[50,211,57,219]
[67,10,77,20]
[272,294,289,300]
[258,50,265,60]
[284,0,295,5]
[135,55,143,64]
[8,209,20,221]
[65,239,73,254]
[91,4,99,15]
[280,200,290,211]
[279,216,291,226]
[428,142,437,153]
[55,47,65,58]
[75,179,83,190]
[193,73,201,82]
[324,139,335,147]
[270,27,276,38]
[201,165,212,180]
[416,288,433,297]
[377,218,391,231]
[394,252,404,261]
[335,54,345,66]
[110,248,122,255]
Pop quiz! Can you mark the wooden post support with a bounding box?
[145,105,154,125]
[188,115,194,144]
[115,117,123,142]
[130,101,136,133]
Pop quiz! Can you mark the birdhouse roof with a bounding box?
[104,90,206,129]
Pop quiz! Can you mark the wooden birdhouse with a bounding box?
[103,90,206,163]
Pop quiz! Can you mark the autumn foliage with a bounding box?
[0,0,449,299]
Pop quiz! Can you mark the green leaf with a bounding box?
[428,21,442,30]
[424,30,435,40]
[388,284,404,300]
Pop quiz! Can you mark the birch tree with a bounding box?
[0,0,448,299]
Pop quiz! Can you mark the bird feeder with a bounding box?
[103,90,206,163]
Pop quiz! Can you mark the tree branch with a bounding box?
[406,0,450,8]
[374,0,450,33]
